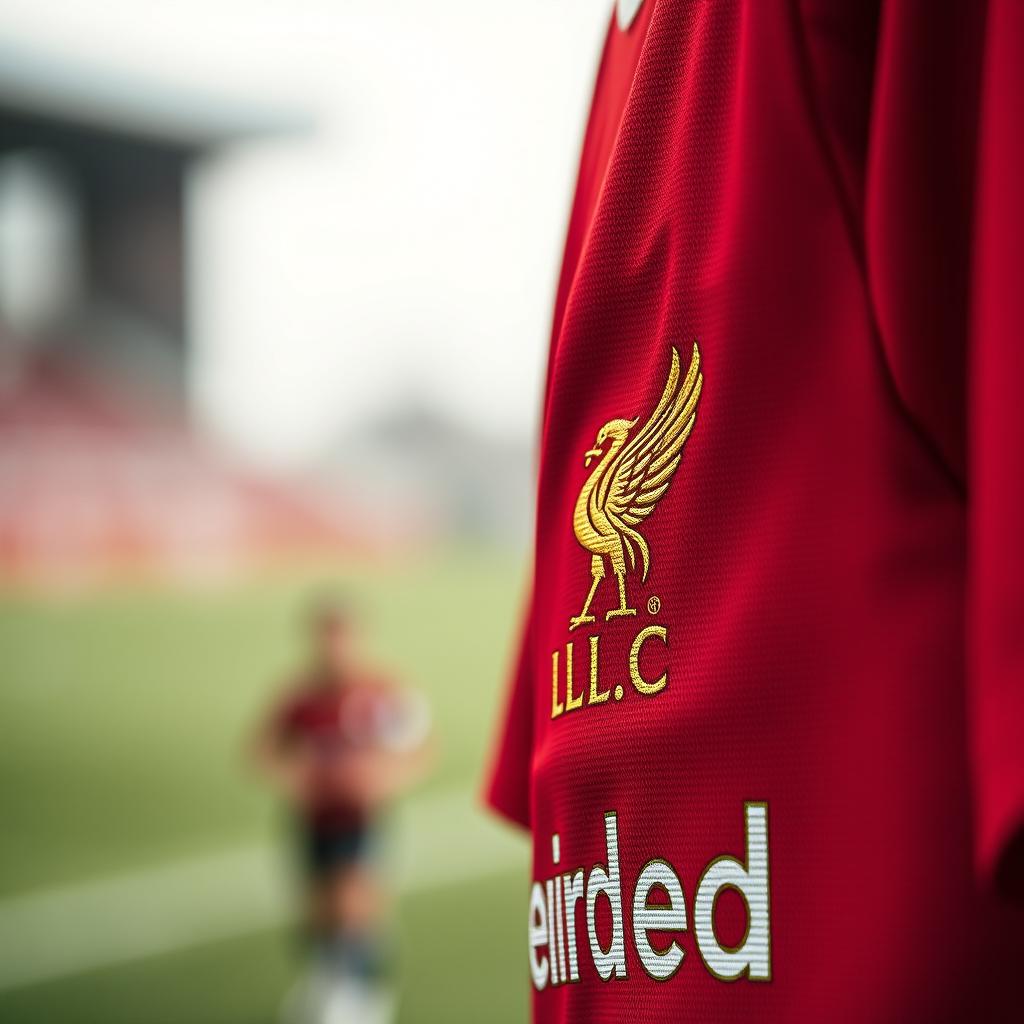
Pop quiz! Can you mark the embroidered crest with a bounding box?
[569,344,702,631]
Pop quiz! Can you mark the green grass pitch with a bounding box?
[0,545,531,1024]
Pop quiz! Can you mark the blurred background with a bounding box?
[0,2,611,1021]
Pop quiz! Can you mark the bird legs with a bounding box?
[604,570,636,620]
[569,556,603,631]
[570,559,637,630]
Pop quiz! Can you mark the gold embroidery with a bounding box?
[588,635,610,705]
[629,625,668,695]
[569,344,702,631]
[551,649,564,719]
[566,643,584,712]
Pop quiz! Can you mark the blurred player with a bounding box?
[252,594,431,1024]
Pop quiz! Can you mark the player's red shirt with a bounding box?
[275,675,403,828]
[487,1,1024,1020]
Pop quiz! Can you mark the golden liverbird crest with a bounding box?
[569,343,703,631]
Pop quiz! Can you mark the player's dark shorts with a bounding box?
[300,820,376,877]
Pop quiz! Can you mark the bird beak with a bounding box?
[584,446,603,467]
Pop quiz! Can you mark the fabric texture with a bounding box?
[486,0,1024,1020]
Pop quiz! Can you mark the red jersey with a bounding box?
[276,676,406,827]
[487,1,1024,1021]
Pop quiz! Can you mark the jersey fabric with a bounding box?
[487,1,1024,1021]
[275,676,404,829]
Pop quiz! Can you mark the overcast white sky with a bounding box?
[0,0,611,467]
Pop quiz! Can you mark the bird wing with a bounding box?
[601,344,702,576]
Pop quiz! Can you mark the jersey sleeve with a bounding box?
[484,603,535,829]
[864,0,1024,900]
[966,0,1024,901]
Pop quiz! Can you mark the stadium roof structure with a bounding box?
[0,40,312,149]
[0,39,314,396]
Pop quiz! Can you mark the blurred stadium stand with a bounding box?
[0,350,364,584]
[0,44,351,584]
[0,42,535,586]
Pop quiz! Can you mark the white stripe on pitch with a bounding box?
[0,786,526,991]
